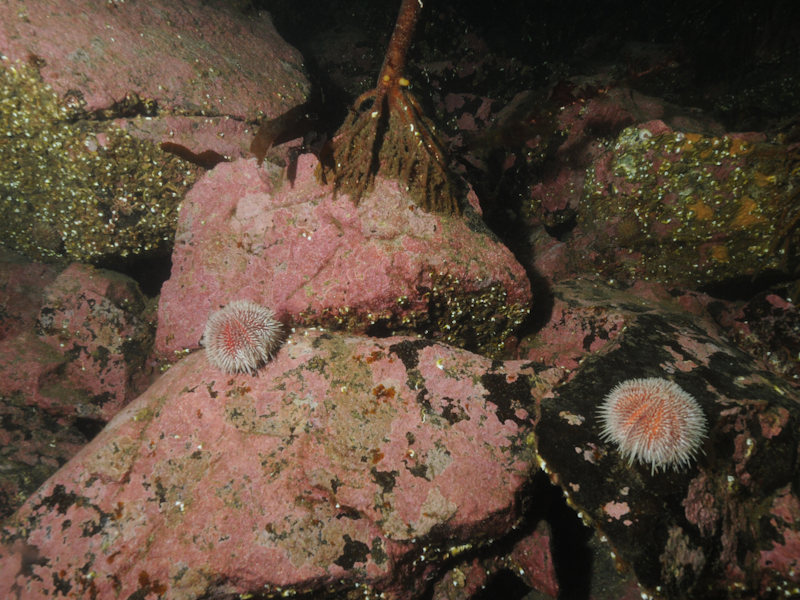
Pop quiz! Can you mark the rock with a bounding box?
[507,84,799,290]
[0,249,60,340]
[0,330,540,599]
[528,86,697,230]
[0,252,155,519]
[35,263,156,420]
[710,290,800,384]
[0,0,309,263]
[155,154,531,359]
[6,274,798,598]
[527,278,800,599]
[576,124,799,287]
[0,0,308,149]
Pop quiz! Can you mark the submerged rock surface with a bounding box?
[156,154,531,359]
[0,331,540,599]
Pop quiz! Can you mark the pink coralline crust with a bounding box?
[759,487,800,588]
[530,167,586,215]
[0,254,156,518]
[639,119,673,137]
[760,529,800,582]
[664,330,726,372]
[510,522,559,598]
[0,249,59,341]
[603,501,631,521]
[682,473,720,537]
[526,88,671,224]
[114,115,260,163]
[765,293,793,310]
[0,331,539,599]
[769,485,800,523]
[0,0,307,118]
[554,88,643,157]
[0,332,69,415]
[515,279,628,369]
[35,263,155,420]
[155,154,531,356]
[759,406,790,439]
[528,275,800,596]
[0,259,153,420]
[0,0,308,161]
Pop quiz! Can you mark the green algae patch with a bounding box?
[0,60,198,263]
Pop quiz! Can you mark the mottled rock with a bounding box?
[35,263,156,419]
[513,84,799,290]
[577,124,799,287]
[0,249,60,340]
[507,520,559,597]
[156,154,531,359]
[530,278,800,599]
[0,60,198,262]
[0,253,155,519]
[0,330,540,599]
[713,291,800,384]
[528,87,689,229]
[0,0,307,145]
[0,0,309,262]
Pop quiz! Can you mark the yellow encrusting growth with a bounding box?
[0,59,197,262]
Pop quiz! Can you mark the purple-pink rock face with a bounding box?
[0,0,309,159]
[0,331,540,599]
[156,154,531,359]
[0,251,156,519]
[0,254,155,421]
[34,263,156,420]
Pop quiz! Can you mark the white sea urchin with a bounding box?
[598,377,707,474]
[202,299,282,374]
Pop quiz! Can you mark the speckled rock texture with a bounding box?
[0,250,155,519]
[576,124,799,287]
[35,263,156,419]
[526,278,800,599]
[0,0,309,263]
[527,117,799,289]
[710,291,800,384]
[514,82,799,290]
[156,154,532,359]
[0,0,308,153]
[0,330,540,600]
[521,85,727,233]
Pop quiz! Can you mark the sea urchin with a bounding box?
[202,299,282,375]
[597,377,707,474]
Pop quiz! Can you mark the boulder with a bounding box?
[0,252,154,519]
[156,154,532,359]
[0,0,309,263]
[0,331,541,599]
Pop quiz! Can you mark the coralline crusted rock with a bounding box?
[156,154,531,359]
[35,263,156,419]
[577,124,800,287]
[0,251,155,519]
[0,330,540,599]
[0,0,308,141]
[527,278,800,599]
[0,60,196,262]
[0,0,309,263]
